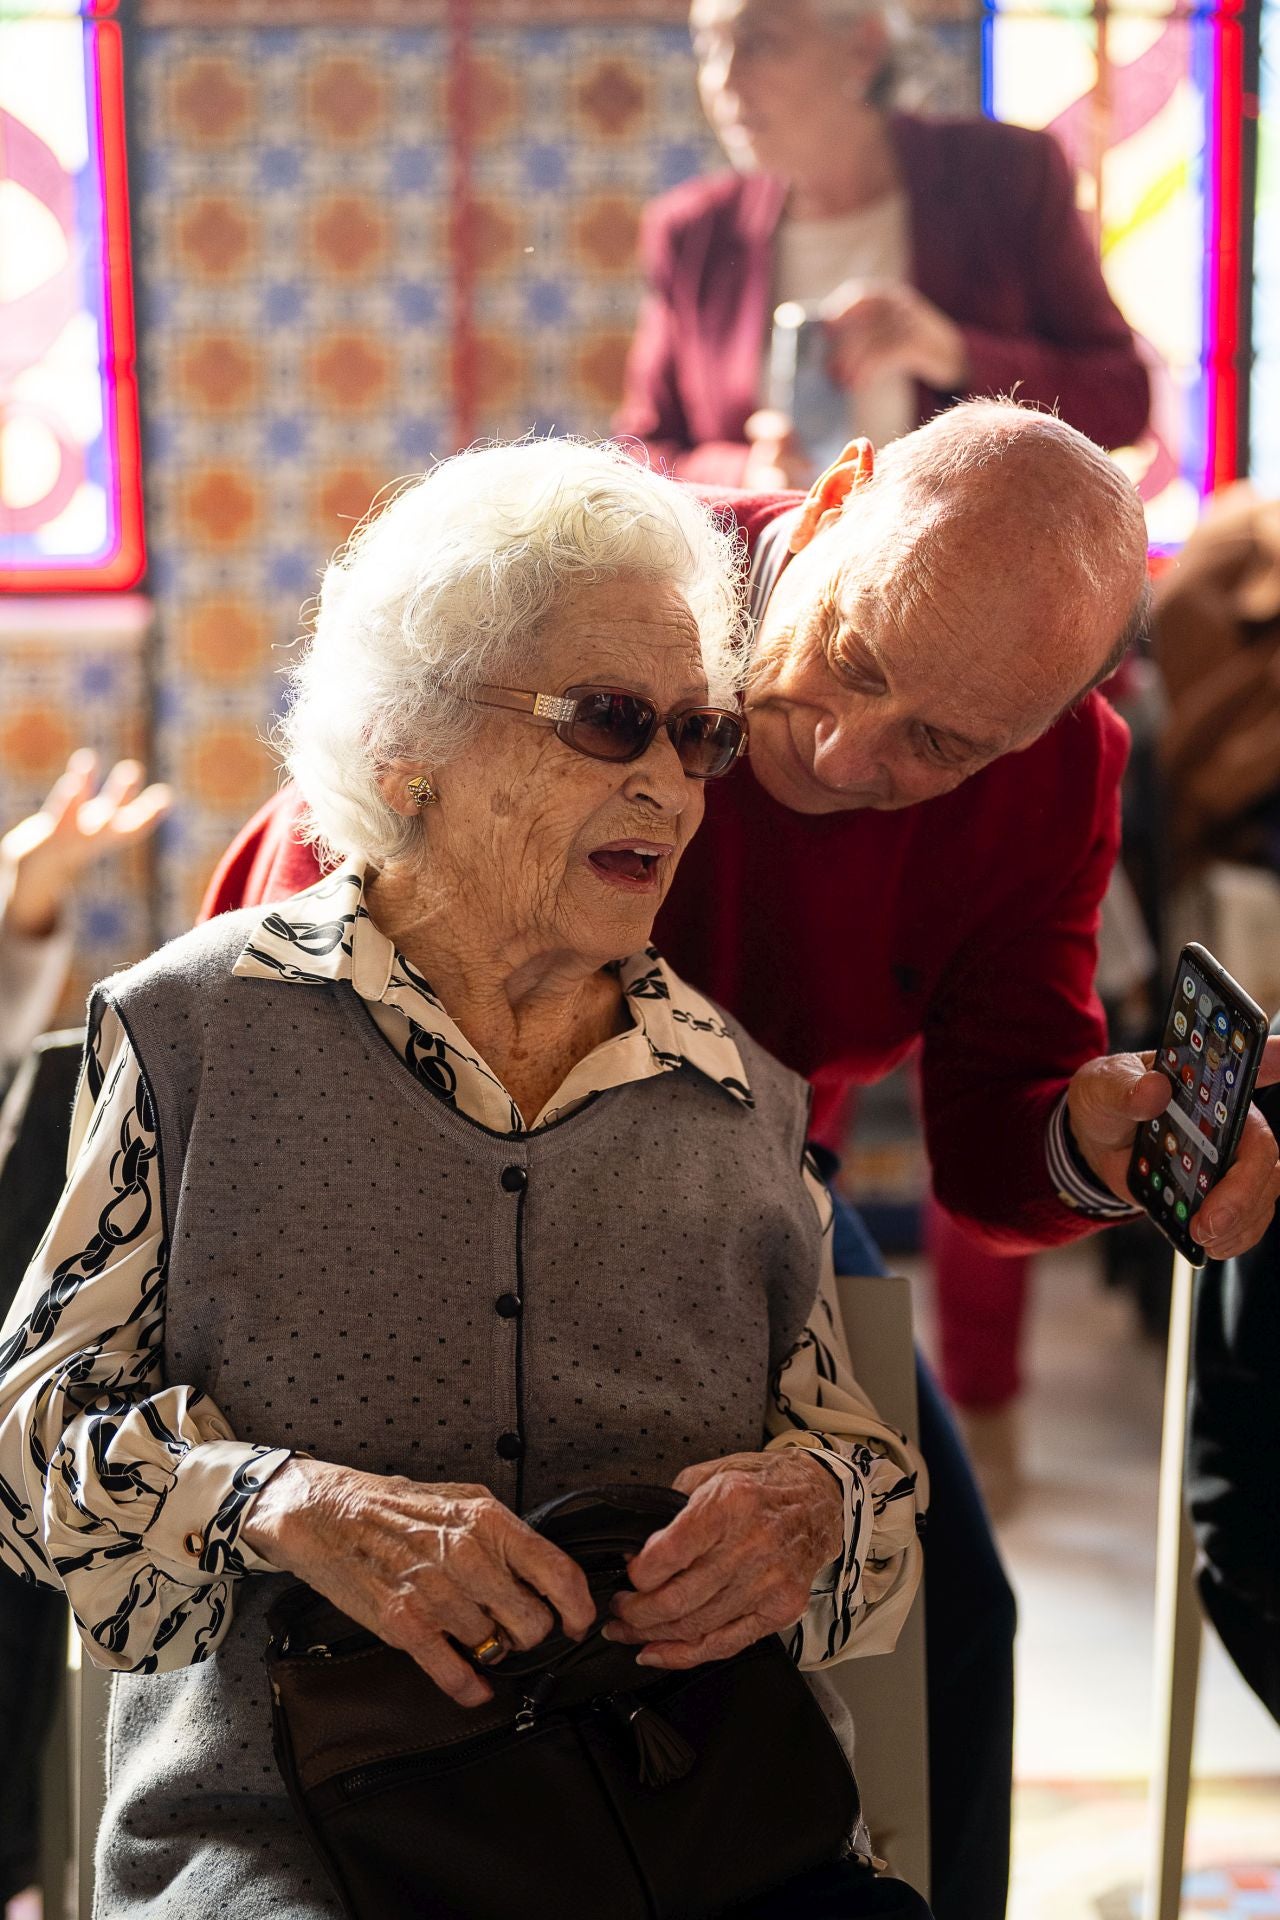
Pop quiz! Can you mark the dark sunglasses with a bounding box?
[471,683,748,780]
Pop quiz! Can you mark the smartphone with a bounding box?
[1127,943,1270,1265]
[767,301,854,475]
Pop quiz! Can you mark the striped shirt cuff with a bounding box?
[1046,1091,1143,1219]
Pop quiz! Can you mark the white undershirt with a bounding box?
[773,194,915,451]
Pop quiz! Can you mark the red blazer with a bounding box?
[615,114,1151,483]
[202,487,1130,1256]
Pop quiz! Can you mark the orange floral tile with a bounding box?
[174,336,262,414]
[575,59,648,139]
[175,599,273,682]
[468,55,522,144]
[575,331,632,409]
[312,464,386,545]
[174,196,258,280]
[0,706,74,777]
[468,199,521,275]
[305,55,388,143]
[187,726,277,810]
[470,333,525,414]
[308,334,394,413]
[164,56,256,144]
[177,467,262,547]
[572,195,641,274]
[307,194,391,279]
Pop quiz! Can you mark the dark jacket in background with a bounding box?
[1186,1061,1280,1725]
[615,113,1151,482]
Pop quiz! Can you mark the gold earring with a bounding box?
[406,776,439,808]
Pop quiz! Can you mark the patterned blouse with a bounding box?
[0,863,924,1675]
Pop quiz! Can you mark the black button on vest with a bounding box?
[496,1430,524,1460]
[495,1292,521,1318]
[500,1164,527,1193]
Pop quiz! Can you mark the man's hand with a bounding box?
[822,279,969,394]
[742,409,818,491]
[1067,1036,1280,1259]
[1,751,170,938]
[602,1448,843,1670]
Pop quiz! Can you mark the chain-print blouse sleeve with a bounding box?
[764,1162,928,1670]
[0,1007,291,1673]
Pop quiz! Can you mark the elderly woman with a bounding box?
[0,441,926,1920]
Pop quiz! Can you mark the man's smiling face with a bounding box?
[745,434,1145,814]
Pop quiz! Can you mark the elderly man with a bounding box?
[203,402,1280,1920]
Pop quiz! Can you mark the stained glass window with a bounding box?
[1252,0,1279,490]
[983,0,1250,547]
[0,0,143,589]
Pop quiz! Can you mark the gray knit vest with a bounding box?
[88,911,823,1919]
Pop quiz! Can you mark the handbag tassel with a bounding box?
[619,1699,696,1788]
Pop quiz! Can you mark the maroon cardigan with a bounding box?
[615,114,1151,481]
[201,487,1130,1257]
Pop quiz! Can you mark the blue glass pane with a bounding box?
[1251,0,1280,488]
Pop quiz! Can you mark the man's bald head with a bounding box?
[872,401,1149,681]
[747,401,1149,814]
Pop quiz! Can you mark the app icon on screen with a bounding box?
[1197,1170,1211,1193]
[1198,993,1214,1018]
[1138,1157,1150,1176]
[1174,1012,1188,1038]
[1182,976,1196,999]
[1152,1170,1164,1191]
[1215,1101,1228,1124]
[1182,1065,1197,1088]
[1164,1131,1179,1156]
[1213,1010,1229,1038]
[1191,1031,1204,1054]
[1163,1186,1176,1206]
[1175,1201,1189,1221]
[1151,1118,1162,1136]
[1181,1151,1194,1173]
[1207,1047,1222,1071]
[1225,1068,1236,1087]
[1231,1030,1247,1055]
[1198,1083,1211,1104]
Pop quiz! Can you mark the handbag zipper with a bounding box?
[334,1711,547,1798]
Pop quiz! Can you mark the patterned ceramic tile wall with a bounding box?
[131,25,455,929]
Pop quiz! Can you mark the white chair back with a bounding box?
[828,1271,931,1902]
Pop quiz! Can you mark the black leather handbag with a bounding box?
[266,1484,859,1920]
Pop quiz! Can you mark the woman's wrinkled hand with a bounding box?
[603,1448,844,1670]
[241,1458,595,1707]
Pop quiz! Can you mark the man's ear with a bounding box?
[788,438,876,554]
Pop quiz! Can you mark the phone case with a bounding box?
[1127,942,1269,1265]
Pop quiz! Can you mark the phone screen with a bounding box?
[1128,946,1267,1261]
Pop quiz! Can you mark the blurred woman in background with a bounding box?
[616,0,1150,486]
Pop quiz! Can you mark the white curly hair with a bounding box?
[279,438,749,867]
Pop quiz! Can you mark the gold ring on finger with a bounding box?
[471,1633,506,1667]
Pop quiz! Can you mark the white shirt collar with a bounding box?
[232,860,753,1133]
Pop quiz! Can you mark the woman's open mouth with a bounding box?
[586,839,672,891]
